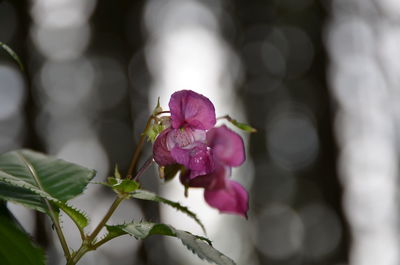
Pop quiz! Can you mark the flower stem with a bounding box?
[133,156,154,181]
[66,112,162,264]
[66,244,89,265]
[126,115,155,178]
[66,197,124,265]
[91,236,113,250]
[88,197,124,242]
[217,114,231,121]
[155,110,170,115]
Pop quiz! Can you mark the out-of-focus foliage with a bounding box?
[0,203,45,265]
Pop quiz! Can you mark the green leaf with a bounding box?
[0,149,95,229]
[0,149,95,202]
[224,115,256,133]
[0,203,46,265]
[107,177,140,193]
[105,222,235,265]
[174,230,235,265]
[131,189,205,233]
[0,175,90,231]
[144,123,165,143]
[55,202,89,230]
[0,42,24,70]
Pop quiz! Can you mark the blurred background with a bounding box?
[1,0,398,264]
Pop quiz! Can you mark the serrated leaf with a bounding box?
[105,222,235,265]
[0,203,45,265]
[0,149,95,202]
[0,42,24,70]
[131,189,205,233]
[0,177,89,231]
[0,149,94,230]
[174,230,235,265]
[55,202,89,229]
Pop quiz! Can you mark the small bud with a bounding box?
[152,97,163,115]
[114,164,121,179]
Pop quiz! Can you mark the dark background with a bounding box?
[0,0,348,264]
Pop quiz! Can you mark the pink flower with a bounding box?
[169,90,216,130]
[181,125,249,218]
[153,90,216,177]
[153,90,249,217]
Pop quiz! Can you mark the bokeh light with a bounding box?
[328,0,400,265]
[0,0,362,265]
[254,203,304,260]
[299,203,342,260]
[266,105,319,171]
[0,65,25,120]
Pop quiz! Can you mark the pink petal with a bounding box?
[169,90,216,130]
[166,128,206,150]
[170,147,189,168]
[153,128,176,166]
[181,163,229,190]
[207,125,245,167]
[204,180,249,218]
[171,143,213,178]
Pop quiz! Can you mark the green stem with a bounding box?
[67,112,162,264]
[91,236,113,250]
[88,197,124,241]
[66,244,89,265]
[126,115,155,178]
[66,197,124,265]
[47,202,71,260]
[133,156,154,181]
[16,152,71,259]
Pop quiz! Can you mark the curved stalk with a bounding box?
[126,115,155,178]
[133,156,154,181]
[88,197,124,242]
[65,197,123,265]
[67,112,162,264]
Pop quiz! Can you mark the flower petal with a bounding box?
[181,163,229,190]
[204,180,249,218]
[171,143,213,178]
[207,125,245,167]
[169,90,216,130]
[166,128,206,150]
[153,128,176,166]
